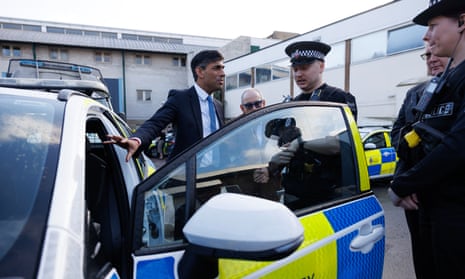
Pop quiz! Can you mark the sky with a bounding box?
[2,0,393,39]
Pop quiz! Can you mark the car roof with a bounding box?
[0,59,112,109]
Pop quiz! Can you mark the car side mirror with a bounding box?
[364,142,377,150]
[178,193,304,278]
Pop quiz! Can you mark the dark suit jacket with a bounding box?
[134,86,225,159]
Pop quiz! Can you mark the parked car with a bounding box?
[359,125,397,182]
[145,131,175,159]
[0,94,385,278]
[4,59,115,111]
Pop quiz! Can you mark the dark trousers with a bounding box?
[404,209,434,279]
[415,203,465,278]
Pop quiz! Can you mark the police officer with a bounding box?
[391,42,448,279]
[388,0,465,277]
[285,41,358,120]
[267,117,342,210]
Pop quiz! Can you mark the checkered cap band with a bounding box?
[291,49,325,61]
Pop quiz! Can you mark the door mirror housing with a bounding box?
[179,193,304,278]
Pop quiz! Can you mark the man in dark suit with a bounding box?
[106,50,225,161]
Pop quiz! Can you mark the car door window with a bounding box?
[365,133,387,149]
[85,114,135,276]
[137,105,360,250]
[195,106,357,211]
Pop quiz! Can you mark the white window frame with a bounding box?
[136,89,152,102]
[49,48,69,61]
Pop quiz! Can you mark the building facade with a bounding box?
[0,17,235,127]
[223,0,429,124]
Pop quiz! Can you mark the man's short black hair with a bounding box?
[191,50,224,81]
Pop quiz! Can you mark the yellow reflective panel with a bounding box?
[365,150,381,166]
[380,161,396,175]
[346,109,370,191]
[218,212,337,279]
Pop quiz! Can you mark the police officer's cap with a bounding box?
[413,0,465,26]
[285,41,331,66]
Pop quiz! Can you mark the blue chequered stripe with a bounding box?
[324,196,385,279]
[380,147,396,163]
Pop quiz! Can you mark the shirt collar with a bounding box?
[194,83,209,101]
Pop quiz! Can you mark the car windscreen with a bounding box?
[0,93,63,275]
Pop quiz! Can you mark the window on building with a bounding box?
[351,31,386,63]
[172,57,186,67]
[387,24,426,55]
[135,54,152,65]
[226,75,238,90]
[49,48,69,61]
[325,42,345,69]
[137,90,152,102]
[46,26,65,34]
[66,29,83,35]
[238,70,251,88]
[84,30,99,36]
[255,65,272,84]
[271,59,290,80]
[101,32,117,39]
[139,35,152,41]
[122,33,138,40]
[2,23,21,30]
[226,69,253,91]
[2,46,21,57]
[95,51,112,63]
[23,24,41,32]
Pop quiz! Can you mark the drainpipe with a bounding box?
[121,50,127,115]
[32,43,37,60]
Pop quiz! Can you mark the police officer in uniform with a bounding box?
[388,0,465,277]
[391,43,448,279]
[285,41,358,120]
[267,117,342,210]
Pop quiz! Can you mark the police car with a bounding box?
[359,125,397,181]
[0,86,385,278]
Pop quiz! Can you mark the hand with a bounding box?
[253,167,270,183]
[387,187,418,210]
[270,148,295,166]
[104,135,141,162]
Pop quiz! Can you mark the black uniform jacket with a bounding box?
[391,61,465,204]
[293,83,358,120]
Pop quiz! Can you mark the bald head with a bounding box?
[240,88,265,114]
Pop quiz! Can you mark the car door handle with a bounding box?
[350,224,384,254]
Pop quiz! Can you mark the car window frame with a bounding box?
[130,101,366,253]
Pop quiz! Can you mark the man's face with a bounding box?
[424,16,463,58]
[240,91,265,114]
[196,60,225,93]
[292,60,324,93]
[423,46,448,76]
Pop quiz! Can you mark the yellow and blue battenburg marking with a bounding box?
[218,195,384,279]
[366,147,397,178]
[134,195,384,279]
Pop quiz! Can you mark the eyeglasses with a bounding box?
[420,52,432,60]
[243,100,263,110]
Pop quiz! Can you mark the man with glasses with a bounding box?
[285,41,358,121]
[391,43,448,279]
[239,87,265,115]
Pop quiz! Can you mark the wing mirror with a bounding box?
[364,142,377,150]
[179,193,304,278]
